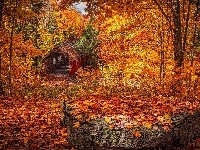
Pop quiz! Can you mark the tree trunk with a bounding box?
[0,0,4,95]
[0,0,4,26]
[182,0,191,58]
[8,16,15,96]
[153,0,185,68]
[159,8,165,89]
[172,0,183,68]
[8,0,17,96]
[191,0,200,66]
[0,53,3,95]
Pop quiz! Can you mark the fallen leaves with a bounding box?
[104,116,112,123]
[73,122,80,128]
[163,125,170,131]
[108,124,115,129]
[0,96,72,150]
[133,131,141,138]
[157,114,172,125]
[142,121,152,129]
[70,94,200,132]
[125,122,133,129]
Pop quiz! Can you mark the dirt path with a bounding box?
[0,97,73,150]
[48,72,69,78]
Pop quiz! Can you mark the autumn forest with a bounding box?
[0,0,200,149]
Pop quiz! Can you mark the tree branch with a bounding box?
[152,0,173,31]
[182,0,191,54]
[152,0,170,22]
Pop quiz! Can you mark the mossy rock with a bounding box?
[61,101,200,150]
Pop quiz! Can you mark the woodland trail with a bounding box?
[48,69,69,78]
[0,96,73,150]
[43,71,76,88]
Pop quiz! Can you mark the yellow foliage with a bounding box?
[104,116,112,123]
[1,33,42,95]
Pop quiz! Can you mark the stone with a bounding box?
[61,101,200,150]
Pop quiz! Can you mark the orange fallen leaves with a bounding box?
[0,96,73,149]
[133,131,141,138]
[108,124,115,129]
[73,122,80,128]
[125,123,133,129]
[163,125,170,131]
[104,116,112,123]
[70,93,200,133]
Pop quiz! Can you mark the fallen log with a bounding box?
[61,101,200,150]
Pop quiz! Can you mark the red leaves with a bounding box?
[111,96,121,107]
[0,97,72,149]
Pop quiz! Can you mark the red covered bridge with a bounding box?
[42,43,87,77]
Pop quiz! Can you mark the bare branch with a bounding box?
[152,0,174,32]
[152,0,170,22]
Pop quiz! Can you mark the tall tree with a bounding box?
[60,0,199,69]
[8,0,18,96]
[74,18,100,69]
[0,0,4,95]
[1,0,44,95]
[152,0,192,69]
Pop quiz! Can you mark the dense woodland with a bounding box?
[0,0,200,149]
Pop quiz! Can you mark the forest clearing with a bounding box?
[0,0,200,149]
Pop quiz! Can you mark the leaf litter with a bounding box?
[0,96,73,150]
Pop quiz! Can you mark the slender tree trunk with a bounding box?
[153,0,184,68]
[191,0,200,66]
[8,0,17,96]
[8,16,15,96]
[159,10,165,89]
[0,53,3,95]
[0,0,4,95]
[0,0,4,27]
[172,0,183,68]
[160,34,165,88]
[182,0,191,60]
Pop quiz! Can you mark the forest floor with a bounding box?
[0,97,74,150]
[48,68,69,78]
[1,96,200,150]
[0,74,200,150]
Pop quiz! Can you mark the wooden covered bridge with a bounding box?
[42,42,87,77]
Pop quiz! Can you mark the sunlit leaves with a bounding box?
[104,116,112,123]
[56,8,86,34]
[94,7,166,87]
[157,114,171,126]
[0,1,200,148]
[1,33,42,94]
[30,5,88,51]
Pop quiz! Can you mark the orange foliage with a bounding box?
[1,33,42,95]
[0,96,72,149]
[1,0,200,149]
